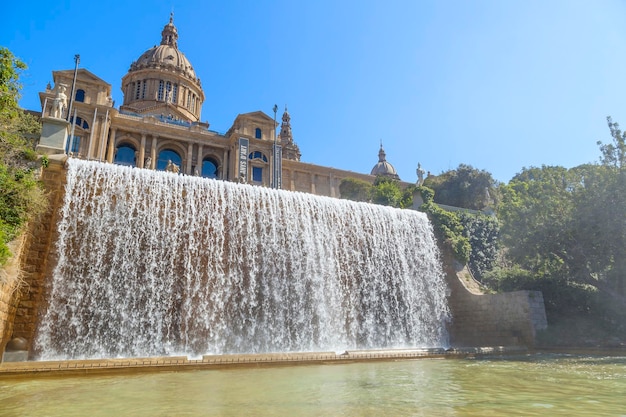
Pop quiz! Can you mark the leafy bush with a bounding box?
[457,212,499,281]
[0,47,46,265]
[418,187,471,264]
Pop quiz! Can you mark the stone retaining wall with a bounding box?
[0,237,25,353]
[1,156,68,354]
[443,251,547,347]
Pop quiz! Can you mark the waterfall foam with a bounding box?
[34,159,450,360]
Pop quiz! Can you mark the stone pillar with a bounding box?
[222,149,228,180]
[138,134,146,169]
[106,127,117,163]
[150,135,158,169]
[186,142,193,174]
[86,108,98,159]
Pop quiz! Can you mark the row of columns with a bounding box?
[104,127,227,177]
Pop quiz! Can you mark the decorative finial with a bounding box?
[170,11,174,23]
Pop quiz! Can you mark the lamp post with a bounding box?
[66,54,80,122]
[272,104,278,188]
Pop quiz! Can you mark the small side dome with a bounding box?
[371,144,400,180]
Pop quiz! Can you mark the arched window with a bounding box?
[248,151,267,183]
[69,116,89,130]
[248,151,268,162]
[114,144,137,167]
[75,89,85,102]
[201,157,219,179]
[157,149,182,171]
[255,128,262,139]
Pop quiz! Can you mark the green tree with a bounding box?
[339,176,415,208]
[598,116,626,170]
[370,176,402,207]
[423,164,498,210]
[338,177,372,202]
[497,165,577,279]
[0,47,45,265]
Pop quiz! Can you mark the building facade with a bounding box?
[37,16,401,197]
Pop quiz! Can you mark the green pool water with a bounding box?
[0,354,624,416]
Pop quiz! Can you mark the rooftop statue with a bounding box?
[51,84,67,119]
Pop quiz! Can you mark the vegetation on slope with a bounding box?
[0,47,46,266]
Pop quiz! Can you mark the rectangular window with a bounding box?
[158,80,164,101]
[142,81,147,99]
[65,136,81,154]
[252,166,263,182]
[135,81,141,99]
[172,84,178,104]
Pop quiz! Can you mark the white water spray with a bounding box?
[34,159,450,359]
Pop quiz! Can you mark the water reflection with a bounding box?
[0,354,625,416]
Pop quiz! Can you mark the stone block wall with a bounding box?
[0,237,26,353]
[443,250,548,347]
[2,156,68,355]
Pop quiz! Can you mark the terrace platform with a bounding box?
[0,346,526,378]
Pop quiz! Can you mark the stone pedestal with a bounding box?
[1,350,28,362]
[36,117,69,155]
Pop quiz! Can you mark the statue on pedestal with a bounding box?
[416,163,425,186]
[51,84,68,119]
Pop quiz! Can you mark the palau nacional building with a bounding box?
[36,16,407,197]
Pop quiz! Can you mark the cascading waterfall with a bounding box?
[34,159,450,360]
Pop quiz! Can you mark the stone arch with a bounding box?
[201,154,221,179]
[156,140,186,172]
[113,134,141,167]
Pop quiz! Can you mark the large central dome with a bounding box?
[120,15,205,122]
[130,18,197,81]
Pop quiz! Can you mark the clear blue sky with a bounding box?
[4,0,626,183]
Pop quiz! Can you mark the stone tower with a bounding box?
[278,107,301,161]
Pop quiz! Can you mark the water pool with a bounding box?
[0,354,624,416]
